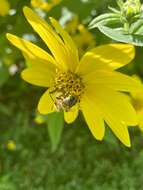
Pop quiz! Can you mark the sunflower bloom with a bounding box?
[7,7,142,146]
[130,75,143,131]
[0,0,10,16]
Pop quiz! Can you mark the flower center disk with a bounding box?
[50,71,84,112]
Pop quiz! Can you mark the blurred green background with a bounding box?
[1,0,143,189]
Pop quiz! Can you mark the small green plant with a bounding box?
[89,0,143,46]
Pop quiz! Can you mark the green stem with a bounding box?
[124,22,130,33]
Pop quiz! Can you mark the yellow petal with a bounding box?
[84,85,139,146]
[38,90,55,114]
[86,85,138,126]
[21,66,54,87]
[64,105,79,124]
[23,7,69,71]
[6,33,57,68]
[83,70,142,93]
[50,17,79,72]
[106,117,131,147]
[77,43,135,75]
[80,94,105,140]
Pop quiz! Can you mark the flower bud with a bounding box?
[122,0,141,20]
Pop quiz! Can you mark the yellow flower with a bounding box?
[130,75,143,131]
[73,24,96,57]
[7,7,142,147]
[6,140,16,151]
[65,16,80,35]
[31,0,61,11]
[0,0,10,16]
[65,16,96,57]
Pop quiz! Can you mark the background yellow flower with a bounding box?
[31,0,62,11]
[65,16,96,57]
[131,75,143,131]
[6,140,16,151]
[0,0,10,16]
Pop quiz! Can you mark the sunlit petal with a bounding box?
[77,43,135,75]
[23,7,70,71]
[86,85,138,126]
[83,70,142,93]
[21,66,55,87]
[84,85,138,146]
[38,90,55,114]
[64,104,79,124]
[6,33,58,67]
[50,17,79,72]
[80,94,105,140]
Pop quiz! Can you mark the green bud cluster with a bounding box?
[89,0,143,46]
[121,0,141,21]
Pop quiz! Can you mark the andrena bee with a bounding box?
[49,71,83,112]
[49,89,78,112]
[55,94,78,112]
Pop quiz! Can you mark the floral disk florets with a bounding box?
[50,70,84,112]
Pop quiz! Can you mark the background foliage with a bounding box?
[1,0,143,189]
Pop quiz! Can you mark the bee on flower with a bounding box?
[7,7,142,147]
[0,0,10,17]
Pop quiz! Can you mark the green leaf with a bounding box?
[108,6,120,14]
[117,0,124,9]
[0,64,9,87]
[47,112,64,152]
[89,13,120,29]
[98,25,143,46]
[129,19,143,34]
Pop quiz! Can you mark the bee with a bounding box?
[49,88,78,112]
[55,94,78,112]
